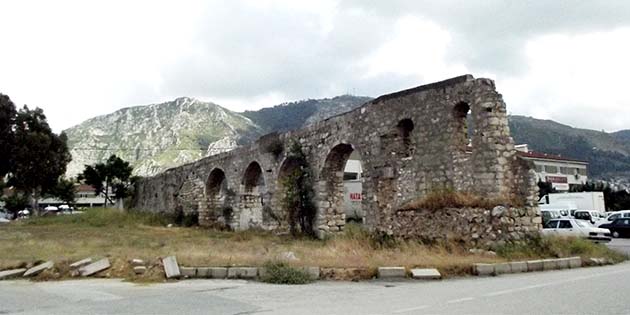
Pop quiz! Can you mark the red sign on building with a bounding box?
[546,176,568,184]
[349,193,362,201]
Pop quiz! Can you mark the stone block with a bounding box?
[377,267,406,279]
[134,266,147,274]
[410,268,441,280]
[509,261,527,273]
[196,267,210,278]
[301,267,320,280]
[568,257,582,269]
[130,259,145,266]
[542,259,558,271]
[556,258,570,270]
[527,260,543,272]
[494,263,511,275]
[0,268,26,280]
[180,267,196,278]
[79,258,111,276]
[473,263,494,276]
[162,256,180,279]
[23,261,54,277]
[69,258,92,269]
[209,267,228,279]
[227,267,258,279]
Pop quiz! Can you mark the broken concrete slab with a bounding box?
[527,260,544,272]
[377,267,406,279]
[133,266,147,275]
[23,261,54,277]
[79,258,111,277]
[509,261,527,273]
[209,267,228,279]
[69,258,92,269]
[568,257,582,268]
[410,268,441,280]
[473,263,494,276]
[130,259,145,266]
[227,267,257,279]
[162,256,180,279]
[180,267,196,278]
[0,269,26,280]
[494,263,511,275]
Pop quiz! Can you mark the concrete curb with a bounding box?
[474,256,583,276]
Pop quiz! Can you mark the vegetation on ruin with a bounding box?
[400,188,525,211]
[280,140,317,237]
[0,208,623,282]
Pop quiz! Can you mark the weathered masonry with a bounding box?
[133,75,541,244]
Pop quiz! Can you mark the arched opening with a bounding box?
[453,101,472,150]
[320,143,365,232]
[277,157,315,235]
[240,161,265,229]
[397,118,415,157]
[205,168,230,227]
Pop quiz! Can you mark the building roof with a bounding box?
[518,151,588,164]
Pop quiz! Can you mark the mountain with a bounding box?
[64,95,371,177]
[242,95,372,133]
[508,115,630,181]
[64,97,262,177]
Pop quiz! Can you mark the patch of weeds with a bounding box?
[495,235,626,262]
[260,261,313,285]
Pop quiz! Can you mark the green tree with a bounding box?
[0,93,17,177]
[537,180,556,199]
[79,155,133,207]
[46,178,76,206]
[7,106,72,214]
[280,141,316,237]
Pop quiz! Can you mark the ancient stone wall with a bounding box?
[132,74,541,241]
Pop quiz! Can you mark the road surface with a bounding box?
[1,261,630,315]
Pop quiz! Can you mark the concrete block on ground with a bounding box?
[301,267,320,280]
[258,267,267,279]
[0,269,26,280]
[162,256,180,279]
[410,268,441,280]
[133,266,147,275]
[180,267,196,278]
[568,257,582,268]
[227,267,258,279]
[79,258,111,277]
[473,263,494,276]
[494,263,511,275]
[23,261,54,277]
[509,261,527,273]
[196,267,210,278]
[527,260,544,272]
[130,259,145,266]
[542,259,558,271]
[209,267,228,279]
[377,267,406,279]
[69,258,92,269]
[556,258,570,269]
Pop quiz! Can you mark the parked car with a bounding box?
[542,218,611,242]
[573,210,606,226]
[541,209,562,225]
[604,210,630,223]
[599,218,630,238]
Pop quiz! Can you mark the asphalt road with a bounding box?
[607,238,630,256]
[2,261,630,315]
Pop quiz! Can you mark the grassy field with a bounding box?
[0,208,624,281]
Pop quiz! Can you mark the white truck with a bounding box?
[539,192,606,214]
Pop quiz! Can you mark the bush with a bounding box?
[260,261,313,285]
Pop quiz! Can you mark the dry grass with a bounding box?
[0,208,622,282]
[400,188,524,211]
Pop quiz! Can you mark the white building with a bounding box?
[516,144,588,191]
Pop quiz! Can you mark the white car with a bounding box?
[543,218,611,242]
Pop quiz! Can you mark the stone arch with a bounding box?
[238,161,265,229]
[396,118,415,157]
[204,168,230,227]
[453,101,472,150]
[318,143,365,233]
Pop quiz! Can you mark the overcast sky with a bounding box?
[1,0,629,133]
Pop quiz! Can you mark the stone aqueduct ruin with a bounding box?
[133,75,542,244]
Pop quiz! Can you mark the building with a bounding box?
[516,144,588,191]
[39,184,106,208]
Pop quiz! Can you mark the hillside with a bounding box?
[64,95,371,177]
[508,115,630,180]
[64,97,262,177]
